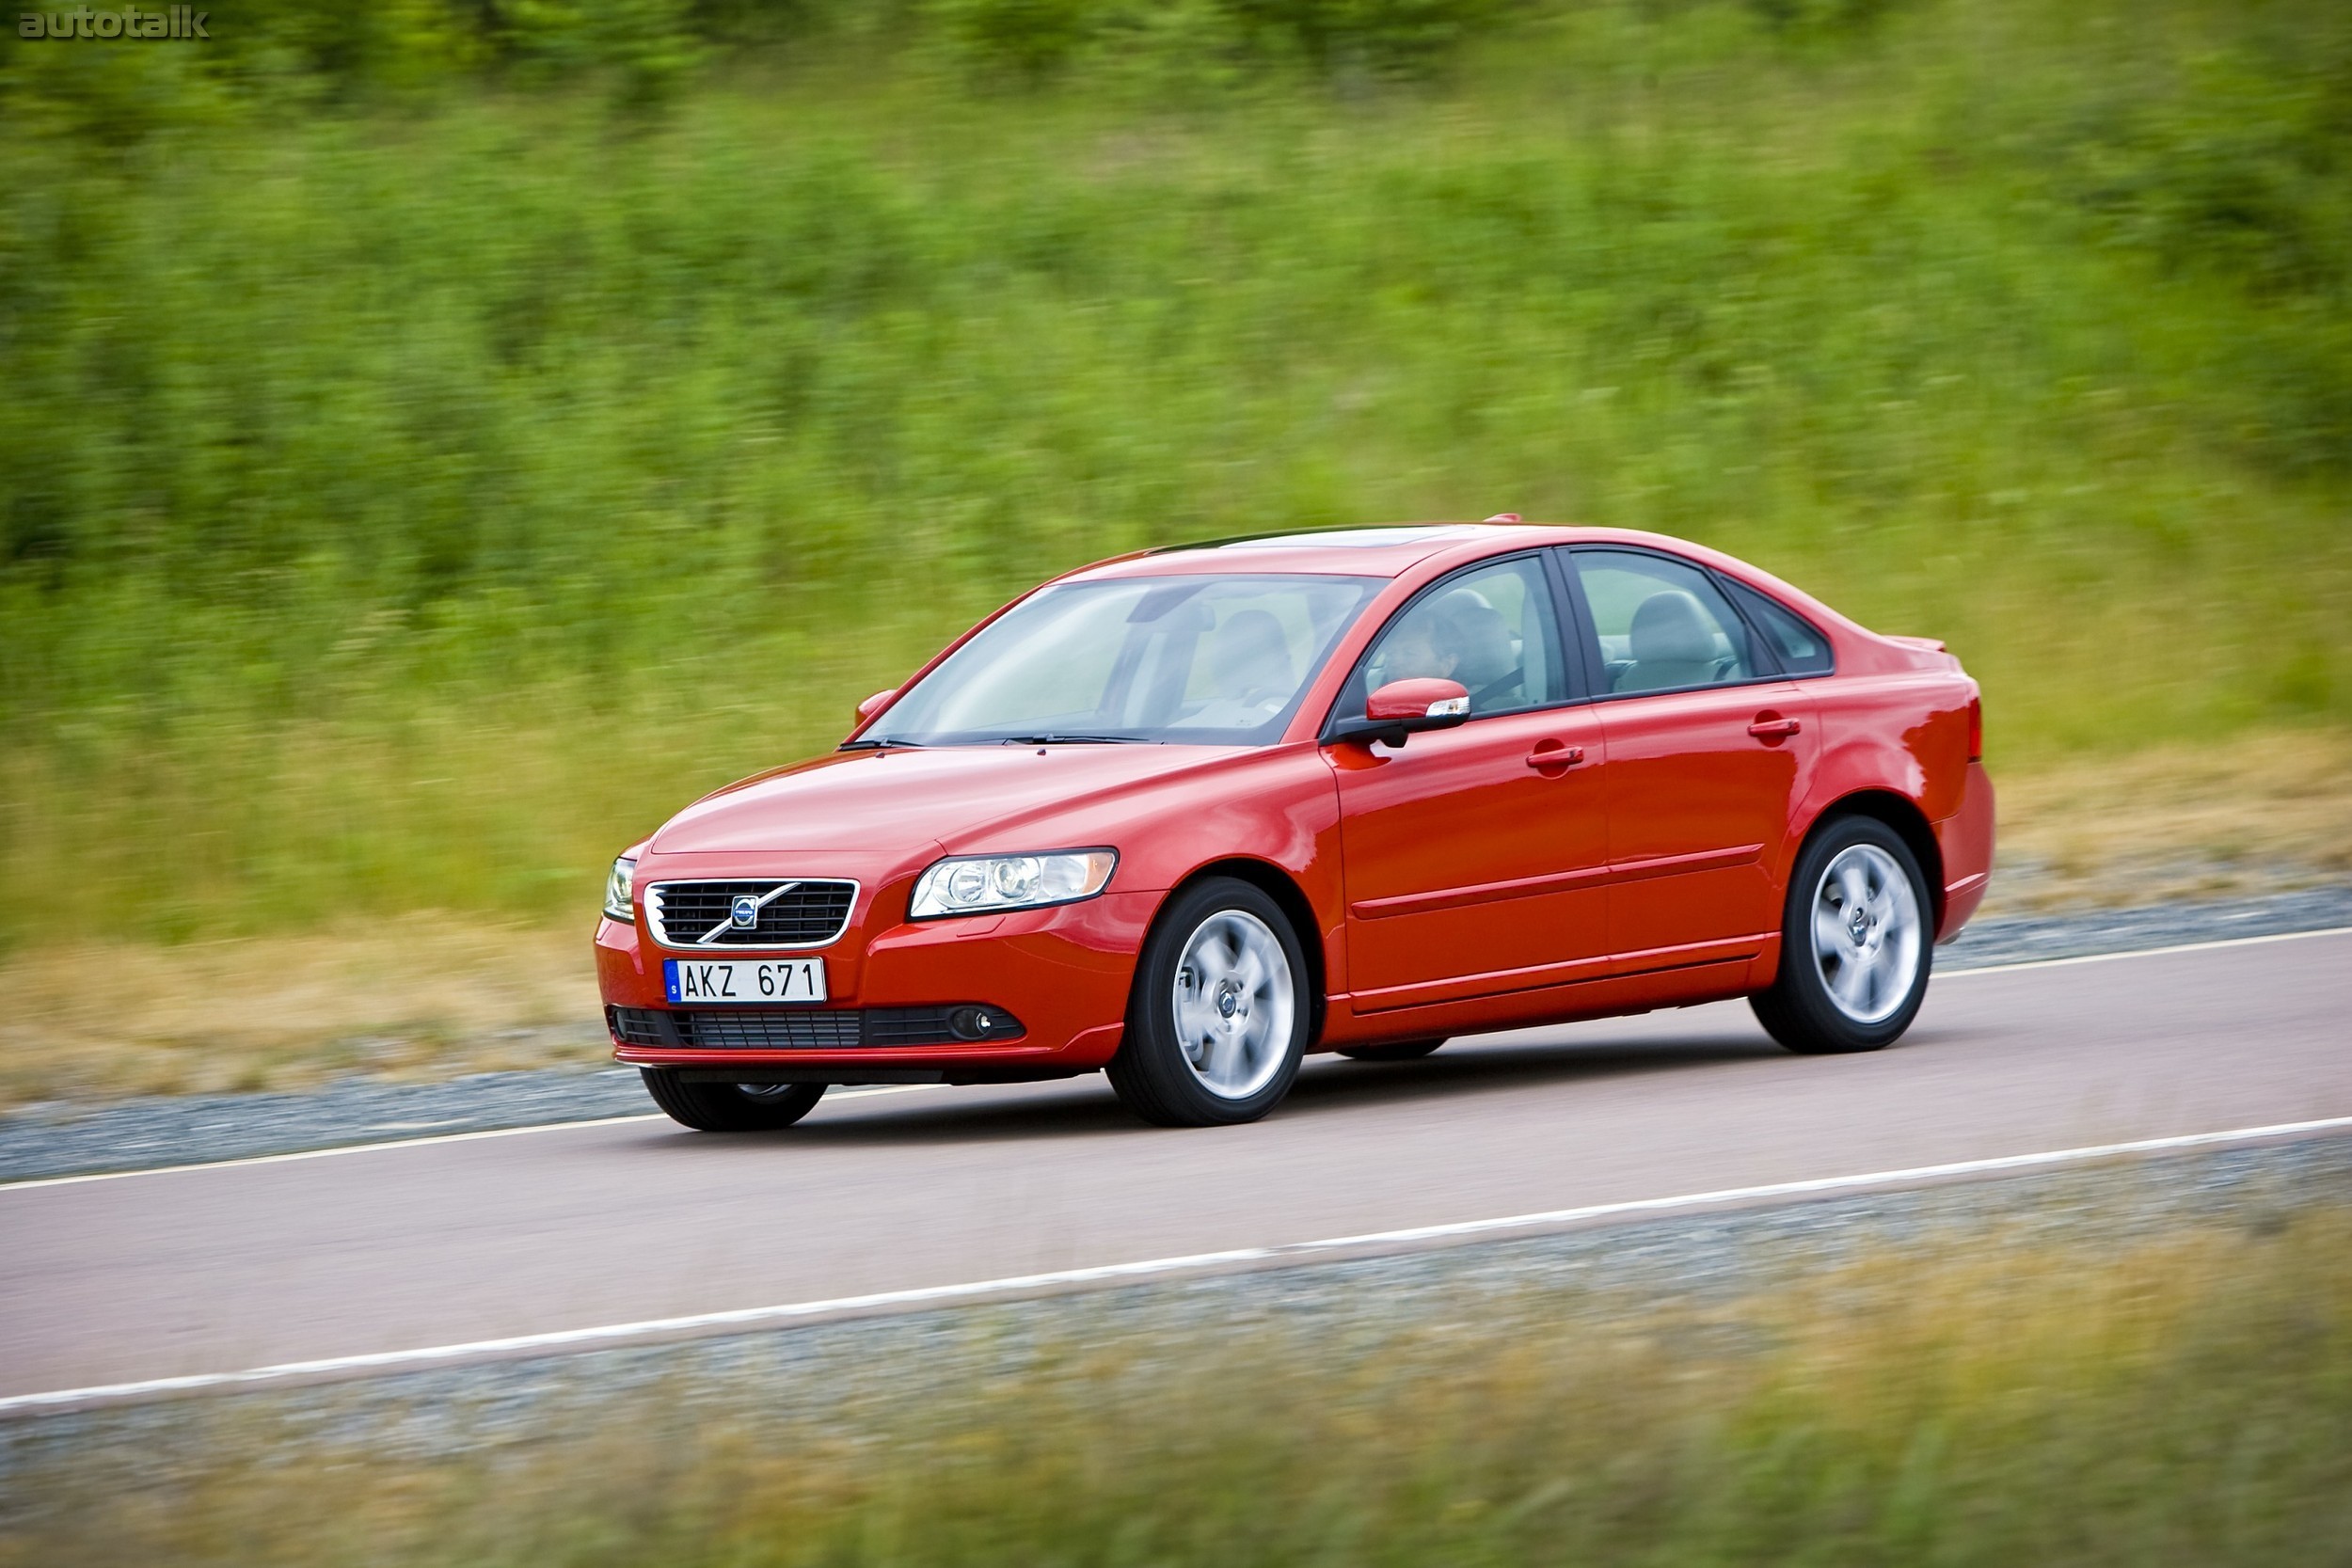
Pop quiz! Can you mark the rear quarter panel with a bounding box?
[1795,666,1984,917]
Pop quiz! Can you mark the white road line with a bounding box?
[5,1112,2346,1418]
[4,924,2344,1195]
[0,1085,945,1194]
[1940,924,2352,976]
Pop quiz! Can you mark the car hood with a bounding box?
[649,744,1260,854]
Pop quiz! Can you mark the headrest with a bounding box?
[1629,591,1718,664]
[1212,609,1293,687]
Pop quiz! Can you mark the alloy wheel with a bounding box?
[1808,842,1923,1025]
[1170,909,1296,1101]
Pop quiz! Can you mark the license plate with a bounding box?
[662,958,828,1006]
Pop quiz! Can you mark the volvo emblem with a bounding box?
[730,894,760,929]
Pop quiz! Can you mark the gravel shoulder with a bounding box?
[3,884,2345,1187]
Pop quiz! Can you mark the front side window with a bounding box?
[1569,549,1758,695]
[863,574,1382,747]
[1339,555,1570,722]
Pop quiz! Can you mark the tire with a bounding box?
[642,1070,827,1132]
[1107,877,1310,1127]
[1337,1037,1445,1062]
[1751,815,1932,1055]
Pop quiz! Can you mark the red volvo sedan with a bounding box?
[597,524,1994,1130]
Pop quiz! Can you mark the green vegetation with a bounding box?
[8,1198,2350,1565]
[4,0,2349,948]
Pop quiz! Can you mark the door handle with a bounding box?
[1526,742,1585,773]
[1747,715,1802,739]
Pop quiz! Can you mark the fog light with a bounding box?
[947,1006,1016,1041]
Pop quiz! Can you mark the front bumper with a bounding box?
[596,889,1157,1077]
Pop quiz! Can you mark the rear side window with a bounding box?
[1568,549,1757,694]
[1720,578,1834,676]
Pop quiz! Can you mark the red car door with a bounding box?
[1562,546,1820,966]
[1328,554,1613,1013]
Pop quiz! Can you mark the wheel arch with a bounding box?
[1152,857,1329,1048]
[1799,789,1946,930]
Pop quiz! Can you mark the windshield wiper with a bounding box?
[996,733,1151,746]
[837,737,923,751]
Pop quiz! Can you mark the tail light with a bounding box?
[1965,696,1983,763]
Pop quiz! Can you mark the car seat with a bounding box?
[1210,610,1294,702]
[1619,591,1727,692]
[1439,598,1525,711]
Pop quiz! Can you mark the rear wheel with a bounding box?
[1751,816,1931,1055]
[1337,1037,1445,1062]
[641,1070,827,1132]
[1108,878,1309,1127]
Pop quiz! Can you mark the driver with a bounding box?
[1376,591,1523,712]
[1378,616,1457,685]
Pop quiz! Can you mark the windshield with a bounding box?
[863,574,1383,747]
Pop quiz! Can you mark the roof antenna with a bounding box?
[1483,513,1522,524]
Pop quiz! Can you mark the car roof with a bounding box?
[1060,520,1812,585]
[1065,523,1564,581]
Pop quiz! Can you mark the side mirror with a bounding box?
[855,688,898,721]
[1329,678,1470,748]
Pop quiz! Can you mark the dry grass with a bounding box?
[1988,727,2352,911]
[0,915,604,1109]
[2,729,2343,1111]
[5,1199,2348,1566]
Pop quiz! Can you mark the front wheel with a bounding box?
[1108,878,1309,1127]
[1750,816,1931,1055]
[642,1071,827,1131]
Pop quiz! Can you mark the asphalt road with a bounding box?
[4,931,2346,1402]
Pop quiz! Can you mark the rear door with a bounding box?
[1327,552,1613,1012]
[1560,546,1819,967]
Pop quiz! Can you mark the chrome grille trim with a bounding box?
[644,879,860,951]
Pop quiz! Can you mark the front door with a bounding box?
[1328,554,1613,1012]
[1562,546,1819,965]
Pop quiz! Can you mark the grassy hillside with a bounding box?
[3,0,2348,949]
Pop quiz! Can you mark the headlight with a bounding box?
[909,849,1117,920]
[602,856,637,923]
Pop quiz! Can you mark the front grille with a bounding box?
[647,879,857,948]
[680,1010,866,1050]
[610,1005,1024,1050]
